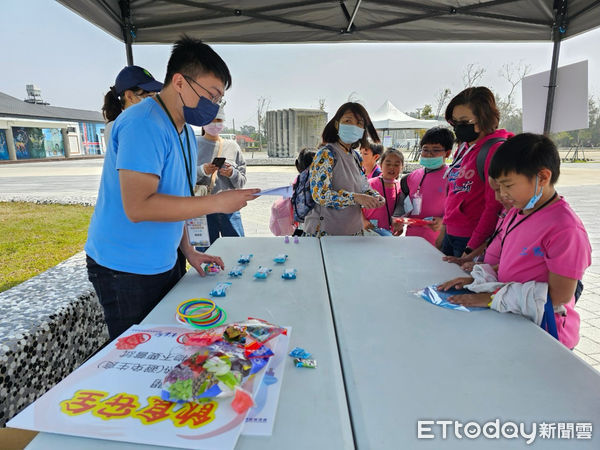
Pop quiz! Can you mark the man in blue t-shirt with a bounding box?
[86,37,259,339]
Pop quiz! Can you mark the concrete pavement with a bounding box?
[1,159,600,367]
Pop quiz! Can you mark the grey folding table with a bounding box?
[320,236,600,449]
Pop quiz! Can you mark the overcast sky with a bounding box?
[2,0,599,129]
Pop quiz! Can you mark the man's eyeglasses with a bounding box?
[183,75,225,106]
[420,147,447,156]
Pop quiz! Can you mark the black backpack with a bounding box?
[475,137,507,181]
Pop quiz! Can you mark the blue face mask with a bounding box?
[338,123,364,144]
[524,175,543,210]
[181,94,219,127]
[419,156,445,170]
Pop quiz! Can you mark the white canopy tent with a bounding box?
[371,100,446,130]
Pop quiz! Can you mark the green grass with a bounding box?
[0,202,94,293]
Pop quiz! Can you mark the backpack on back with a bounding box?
[291,168,315,223]
[476,137,507,181]
[291,144,363,222]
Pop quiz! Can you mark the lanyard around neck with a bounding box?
[500,192,558,251]
[380,177,399,227]
[155,94,195,197]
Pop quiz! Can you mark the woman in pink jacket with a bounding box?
[442,86,513,257]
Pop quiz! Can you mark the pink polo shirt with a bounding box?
[363,177,400,231]
[482,210,510,266]
[405,167,448,246]
[497,197,591,349]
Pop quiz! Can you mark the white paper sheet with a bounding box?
[7,324,279,450]
[252,186,293,198]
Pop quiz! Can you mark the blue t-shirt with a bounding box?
[85,97,198,274]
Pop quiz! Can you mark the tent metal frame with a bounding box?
[63,0,599,134]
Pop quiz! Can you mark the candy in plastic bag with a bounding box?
[282,268,297,280]
[203,262,221,275]
[162,341,253,402]
[289,347,311,359]
[273,253,288,264]
[294,358,317,368]
[238,254,253,264]
[210,282,232,297]
[228,265,245,277]
[254,266,272,279]
[241,317,287,344]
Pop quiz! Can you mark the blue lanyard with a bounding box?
[155,95,195,197]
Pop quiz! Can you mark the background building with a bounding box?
[0,90,105,161]
[266,108,327,158]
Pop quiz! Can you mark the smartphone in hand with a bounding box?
[211,157,226,169]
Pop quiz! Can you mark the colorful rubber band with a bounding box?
[176,298,216,319]
[175,298,227,329]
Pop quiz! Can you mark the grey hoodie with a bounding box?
[195,136,247,193]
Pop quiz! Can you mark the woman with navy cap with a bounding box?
[102,65,163,122]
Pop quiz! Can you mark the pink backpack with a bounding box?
[269,197,295,236]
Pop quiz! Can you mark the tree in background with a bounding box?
[495,62,531,133]
[552,96,600,148]
[257,97,270,151]
[462,63,486,88]
[239,125,256,136]
[434,88,452,119]
[318,98,326,111]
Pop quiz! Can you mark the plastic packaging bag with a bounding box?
[254,266,272,279]
[238,254,253,264]
[282,268,297,279]
[228,265,245,277]
[210,282,232,297]
[416,285,486,312]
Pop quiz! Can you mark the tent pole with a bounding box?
[119,0,134,65]
[543,0,568,136]
[125,41,134,66]
[347,0,362,32]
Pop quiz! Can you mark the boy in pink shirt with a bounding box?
[439,133,591,349]
[394,127,453,247]
[443,177,512,270]
[363,148,404,232]
[360,142,383,179]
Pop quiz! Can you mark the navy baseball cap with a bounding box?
[114,65,163,96]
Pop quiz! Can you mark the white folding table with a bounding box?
[320,236,600,449]
[27,237,354,450]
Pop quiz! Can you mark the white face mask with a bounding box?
[203,122,225,136]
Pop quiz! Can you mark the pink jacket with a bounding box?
[443,129,513,249]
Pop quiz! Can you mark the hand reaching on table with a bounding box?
[437,276,474,291]
[447,292,493,308]
[186,251,225,277]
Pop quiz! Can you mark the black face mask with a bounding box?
[453,123,479,143]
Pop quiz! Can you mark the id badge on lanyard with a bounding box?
[186,217,210,248]
[404,190,423,216]
[412,191,423,216]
